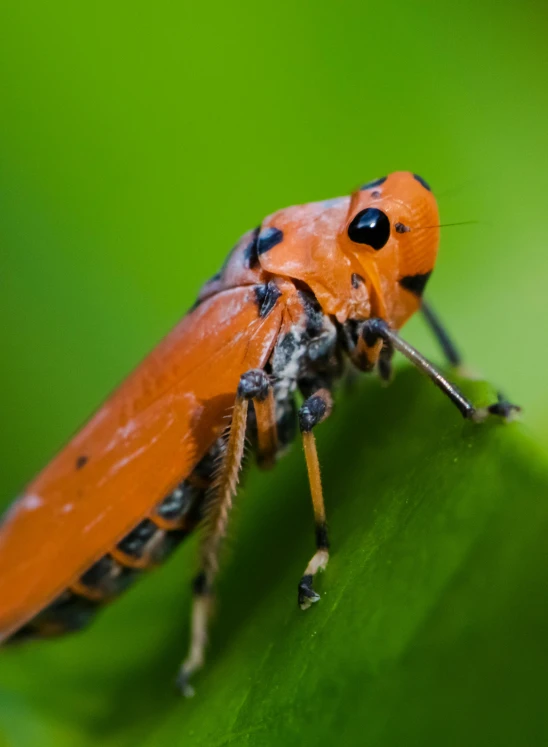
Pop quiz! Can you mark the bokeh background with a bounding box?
[1,0,548,744]
[2,1,548,501]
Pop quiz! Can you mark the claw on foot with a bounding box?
[176,667,196,698]
[298,574,321,611]
[472,399,521,423]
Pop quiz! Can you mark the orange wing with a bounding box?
[0,286,284,641]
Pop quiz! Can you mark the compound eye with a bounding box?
[347,208,390,250]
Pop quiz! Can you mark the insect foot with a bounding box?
[298,574,321,611]
[471,397,522,424]
[176,668,196,698]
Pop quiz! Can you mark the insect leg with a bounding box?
[421,301,514,409]
[253,379,278,469]
[421,300,462,367]
[177,369,271,696]
[297,389,333,611]
[362,319,520,421]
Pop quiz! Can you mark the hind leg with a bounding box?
[177,369,277,696]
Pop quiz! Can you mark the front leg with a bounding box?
[362,319,520,421]
[297,389,333,610]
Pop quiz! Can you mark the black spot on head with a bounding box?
[254,281,282,318]
[413,174,431,191]
[348,208,391,250]
[360,176,387,191]
[370,190,382,199]
[399,271,432,297]
[395,222,410,234]
[243,227,260,269]
[257,227,284,255]
[76,455,88,470]
[351,273,365,289]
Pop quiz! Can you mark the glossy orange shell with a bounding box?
[0,171,440,640]
[0,286,285,640]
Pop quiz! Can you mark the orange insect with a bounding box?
[0,172,518,695]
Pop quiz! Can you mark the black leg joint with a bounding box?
[315,521,330,550]
[237,369,271,401]
[362,318,390,348]
[192,571,210,597]
[299,395,328,433]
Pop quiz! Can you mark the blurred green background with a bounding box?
[2,0,548,505]
[1,0,548,744]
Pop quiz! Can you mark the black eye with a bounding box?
[347,208,390,250]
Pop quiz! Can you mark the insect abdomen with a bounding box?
[9,470,212,642]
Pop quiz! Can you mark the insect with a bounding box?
[0,172,518,695]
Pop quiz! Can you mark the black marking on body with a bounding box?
[399,272,432,297]
[413,174,431,191]
[275,398,298,448]
[254,282,282,318]
[75,455,88,470]
[298,289,324,338]
[80,556,116,589]
[117,519,159,560]
[272,329,300,373]
[351,273,365,289]
[243,227,261,269]
[193,439,226,484]
[34,591,101,635]
[9,443,219,642]
[360,176,387,191]
[155,481,201,522]
[257,226,284,255]
[80,555,138,596]
[155,528,190,559]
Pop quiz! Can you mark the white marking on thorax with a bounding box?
[20,494,43,511]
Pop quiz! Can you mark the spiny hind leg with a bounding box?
[297,389,333,611]
[177,369,276,696]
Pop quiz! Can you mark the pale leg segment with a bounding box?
[297,389,333,611]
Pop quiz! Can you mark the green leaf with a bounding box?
[1,369,547,747]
